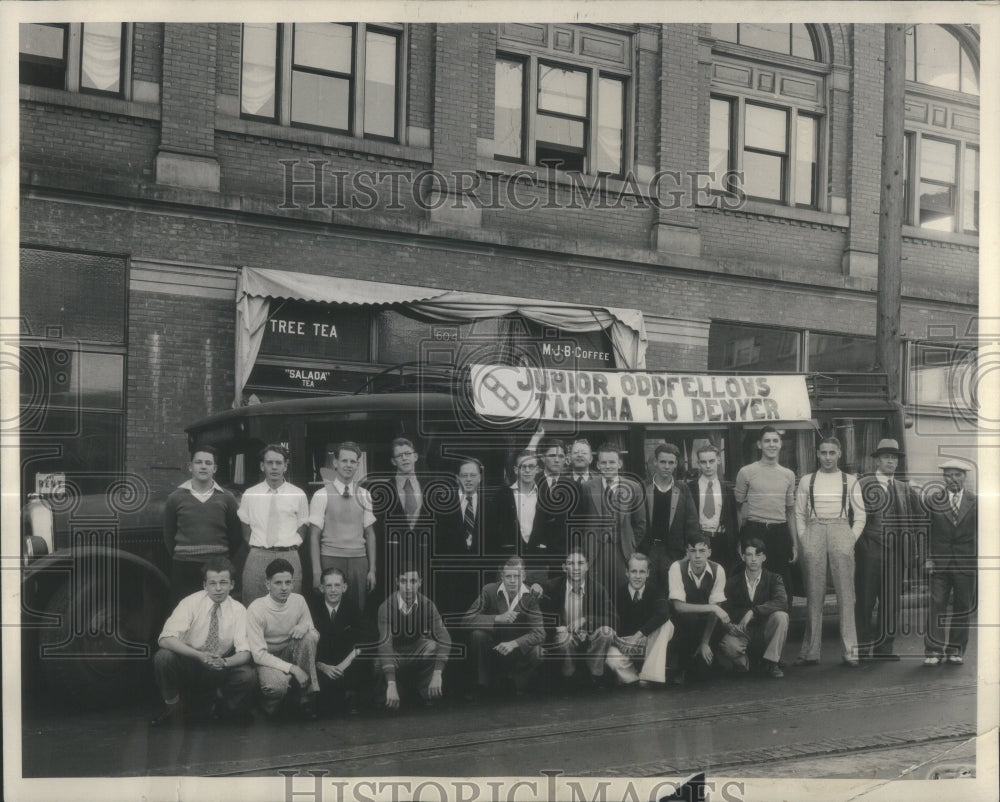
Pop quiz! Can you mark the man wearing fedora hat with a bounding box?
[854,438,923,661]
[924,459,977,666]
[308,442,377,614]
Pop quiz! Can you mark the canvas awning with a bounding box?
[235,266,648,406]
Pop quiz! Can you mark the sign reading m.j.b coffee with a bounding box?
[259,301,371,361]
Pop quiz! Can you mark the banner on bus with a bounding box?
[470,365,812,424]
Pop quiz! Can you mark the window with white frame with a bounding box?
[241,22,402,142]
[903,24,979,235]
[494,24,631,176]
[708,24,825,208]
[20,22,129,96]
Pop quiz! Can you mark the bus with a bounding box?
[21,365,908,707]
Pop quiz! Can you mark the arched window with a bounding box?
[708,24,827,209]
[903,25,979,235]
[906,24,978,95]
[711,24,818,61]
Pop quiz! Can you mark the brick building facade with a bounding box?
[17,21,980,497]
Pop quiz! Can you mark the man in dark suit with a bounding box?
[539,547,616,685]
[309,566,371,715]
[531,437,575,574]
[588,443,646,596]
[924,459,977,666]
[854,438,924,661]
[688,444,740,577]
[491,450,550,580]
[369,437,435,608]
[717,538,789,678]
[605,552,671,685]
[433,459,489,620]
[639,443,699,590]
[461,556,545,698]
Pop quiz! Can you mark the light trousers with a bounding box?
[799,518,857,661]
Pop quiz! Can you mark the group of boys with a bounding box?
[152,429,976,724]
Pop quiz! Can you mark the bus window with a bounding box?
[645,430,727,483]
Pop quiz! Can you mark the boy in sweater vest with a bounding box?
[309,442,377,614]
[666,532,730,684]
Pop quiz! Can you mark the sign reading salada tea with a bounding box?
[470,365,812,424]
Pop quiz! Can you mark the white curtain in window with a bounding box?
[234,266,648,407]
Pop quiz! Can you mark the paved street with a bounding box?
[21,612,978,782]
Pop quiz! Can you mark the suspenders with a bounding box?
[808,471,848,519]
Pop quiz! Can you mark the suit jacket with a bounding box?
[927,488,977,574]
[583,476,647,564]
[857,474,925,549]
[365,473,436,594]
[490,484,554,557]
[461,582,545,652]
[434,485,489,556]
[529,474,578,558]
[615,579,670,637]
[538,575,616,637]
[639,481,699,563]
[309,594,370,666]
[722,568,787,622]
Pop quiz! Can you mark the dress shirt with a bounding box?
[238,481,309,547]
[398,595,419,615]
[794,470,866,538]
[308,481,377,530]
[461,492,478,518]
[564,581,586,632]
[668,560,726,604]
[179,479,225,504]
[629,585,644,602]
[324,601,340,618]
[697,475,722,531]
[745,571,762,601]
[395,474,423,517]
[511,482,538,542]
[498,582,530,611]
[950,490,964,513]
[158,590,249,655]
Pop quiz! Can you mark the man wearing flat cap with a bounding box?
[923,459,977,667]
[854,438,923,661]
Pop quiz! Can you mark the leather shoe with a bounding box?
[151,703,183,727]
[792,657,819,667]
[841,658,860,668]
[764,661,784,679]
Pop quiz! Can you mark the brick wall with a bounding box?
[127,291,235,496]
[20,102,159,184]
[133,23,164,85]
[407,24,435,132]
[216,23,241,97]
[160,23,217,155]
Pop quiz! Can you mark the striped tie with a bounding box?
[203,602,221,656]
[463,494,476,547]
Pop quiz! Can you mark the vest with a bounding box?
[679,559,720,604]
[322,488,366,557]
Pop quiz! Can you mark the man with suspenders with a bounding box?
[793,437,866,666]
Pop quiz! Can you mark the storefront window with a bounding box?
[708,322,800,371]
[807,332,876,373]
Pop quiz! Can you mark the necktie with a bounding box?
[463,494,476,547]
[342,483,351,499]
[886,479,895,511]
[704,480,716,518]
[604,481,615,514]
[951,493,960,520]
[203,602,221,656]
[265,489,279,547]
[403,478,418,520]
[330,605,338,622]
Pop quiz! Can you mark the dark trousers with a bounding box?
[854,536,905,655]
[667,612,718,674]
[741,521,793,605]
[645,541,679,592]
[376,637,442,700]
[153,648,256,713]
[468,629,541,692]
[925,571,976,657]
[316,659,370,712]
